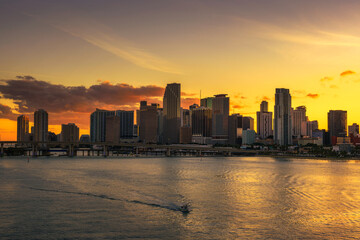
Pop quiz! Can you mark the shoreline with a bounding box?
[1,154,360,161]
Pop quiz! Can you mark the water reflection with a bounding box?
[1,157,360,239]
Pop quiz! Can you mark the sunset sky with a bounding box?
[1,0,360,140]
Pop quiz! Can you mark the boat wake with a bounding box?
[27,186,190,213]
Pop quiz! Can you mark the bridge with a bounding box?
[0,141,260,157]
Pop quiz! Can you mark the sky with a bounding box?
[1,0,360,140]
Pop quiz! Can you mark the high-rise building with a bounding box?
[115,110,134,138]
[274,88,292,145]
[139,102,158,143]
[260,101,268,112]
[17,115,29,142]
[105,116,120,143]
[157,108,164,143]
[348,123,359,136]
[292,106,307,137]
[328,110,347,145]
[90,109,115,142]
[212,94,229,143]
[181,108,191,127]
[228,114,242,145]
[257,101,273,139]
[200,97,214,109]
[302,120,318,137]
[191,107,212,144]
[180,126,192,144]
[163,83,181,144]
[242,116,254,131]
[34,109,48,142]
[242,129,256,145]
[61,123,79,142]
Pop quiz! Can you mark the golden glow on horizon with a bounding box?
[2,2,360,140]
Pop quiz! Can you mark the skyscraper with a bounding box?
[105,116,120,143]
[291,106,307,137]
[328,110,347,145]
[34,109,48,142]
[348,123,359,136]
[242,116,254,131]
[163,83,181,144]
[90,109,115,142]
[200,97,214,109]
[228,114,242,145]
[61,123,79,142]
[256,101,273,139]
[139,102,158,143]
[115,110,134,138]
[274,88,292,145]
[17,115,29,142]
[212,94,229,143]
[191,107,212,144]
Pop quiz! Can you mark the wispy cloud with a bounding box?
[25,13,182,75]
[234,17,360,47]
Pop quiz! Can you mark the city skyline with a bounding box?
[2,1,360,140]
[1,82,360,142]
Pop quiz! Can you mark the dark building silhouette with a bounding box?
[228,114,242,145]
[17,115,29,142]
[34,109,48,142]
[90,109,115,142]
[163,83,181,144]
[191,107,212,144]
[257,101,273,139]
[212,94,229,143]
[106,116,121,143]
[61,123,79,142]
[116,110,134,138]
[139,101,158,143]
[274,88,292,145]
[328,110,347,145]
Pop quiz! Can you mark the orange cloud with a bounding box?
[340,70,356,77]
[306,93,319,99]
[320,76,333,82]
[232,105,245,109]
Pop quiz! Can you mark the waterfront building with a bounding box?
[34,109,48,142]
[242,129,256,145]
[181,108,191,127]
[115,110,134,138]
[212,94,229,144]
[180,126,192,144]
[292,106,307,138]
[302,120,318,137]
[191,107,212,144]
[17,115,29,142]
[80,134,90,143]
[228,114,242,145]
[328,110,347,145]
[242,116,254,131]
[274,88,292,145]
[61,123,79,142]
[139,102,158,143]
[105,116,120,143]
[348,123,359,136]
[163,83,181,144]
[90,109,115,142]
[256,101,273,139]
